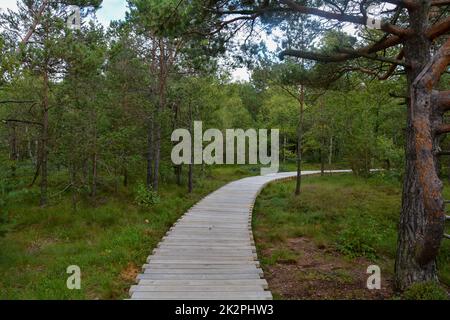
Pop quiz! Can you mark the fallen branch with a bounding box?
[1,119,43,126]
[0,100,35,104]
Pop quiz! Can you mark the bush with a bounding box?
[134,183,160,208]
[403,282,449,300]
[369,170,403,185]
[336,216,382,260]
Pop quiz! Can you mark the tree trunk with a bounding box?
[152,39,168,192]
[328,136,333,166]
[394,4,448,291]
[9,123,18,177]
[26,126,36,165]
[188,163,193,194]
[146,117,154,190]
[172,102,183,186]
[188,127,193,193]
[40,67,49,207]
[123,167,128,187]
[176,165,182,186]
[153,121,161,192]
[82,158,88,186]
[295,85,304,196]
[91,152,97,197]
[320,143,325,176]
[188,101,194,194]
[91,114,98,198]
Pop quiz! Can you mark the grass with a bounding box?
[0,165,255,299]
[253,172,450,299]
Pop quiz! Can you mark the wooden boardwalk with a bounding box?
[129,170,349,300]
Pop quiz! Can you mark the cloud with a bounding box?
[0,0,18,12]
[96,0,128,27]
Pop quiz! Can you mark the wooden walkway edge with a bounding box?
[129,170,351,300]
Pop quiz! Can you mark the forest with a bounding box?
[0,0,449,300]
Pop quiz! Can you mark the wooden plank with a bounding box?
[158,241,256,247]
[131,291,272,300]
[158,245,257,252]
[147,256,256,261]
[136,273,263,280]
[166,233,251,239]
[168,229,250,235]
[143,268,263,276]
[143,263,261,270]
[130,285,266,293]
[153,248,255,255]
[174,223,249,227]
[160,241,255,246]
[136,279,269,289]
[151,252,257,258]
[144,263,259,269]
[146,259,260,266]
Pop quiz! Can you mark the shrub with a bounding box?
[336,216,382,260]
[369,170,403,185]
[134,183,160,208]
[403,282,449,300]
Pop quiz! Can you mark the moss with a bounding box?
[402,282,449,300]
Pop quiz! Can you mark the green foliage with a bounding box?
[336,215,381,260]
[134,183,160,208]
[403,282,449,300]
[369,170,404,185]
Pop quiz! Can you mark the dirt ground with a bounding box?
[120,262,140,283]
[262,237,394,300]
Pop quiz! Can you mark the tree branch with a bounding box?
[338,48,408,66]
[431,0,450,6]
[279,0,411,36]
[382,0,418,9]
[281,46,408,67]
[436,90,450,111]
[426,16,450,40]
[280,49,351,62]
[281,30,404,63]
[414,37,450,91]
[18,0,49,52]
[380,50,405,80]
[435,123,450,134]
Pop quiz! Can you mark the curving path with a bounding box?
[129,170,350,300]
